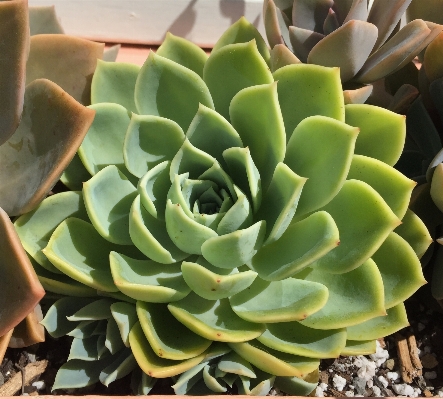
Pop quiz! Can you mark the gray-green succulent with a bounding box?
[15,19,431,395]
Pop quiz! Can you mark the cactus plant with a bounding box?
[263,0,442,104]
[0,0,101,361]
[15,20,431,394]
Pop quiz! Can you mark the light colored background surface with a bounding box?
[28,0,265,48]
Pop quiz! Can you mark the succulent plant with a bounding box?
[263,0,442,104]
[0,0,103,361]
[407,0,443,26]
[15,19,431,394]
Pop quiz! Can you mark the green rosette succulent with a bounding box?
[263,0,441,104]
[15,20,431,394]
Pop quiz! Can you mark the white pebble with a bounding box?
[437,390,443,397]
[315,383,328,397]
[369,340,390,367]
[32,381,45,390]
[386,371,400,382]
[424,371,437,380]
[333,375,347,392]
[345,391,354,397]
[392,384,415,397]
[353,356,376,381]
[367,379,373,388]
[418,323,426,331]
[372,386,381,396]
[377,375,389,388]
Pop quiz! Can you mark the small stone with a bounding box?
[437,390,443,397]
[352,377,367,396]
[377,375,389,388]
[392,383,415,397]
[345,391,354,397]
[387,371,400,382]
[384,358,395,370]
[32,381,45,390]
[421,353,439,369]
[424,389,433,397]
[372,386,381,396]
[333,375,347,391]
[424,371,437,380]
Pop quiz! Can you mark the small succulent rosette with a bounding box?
[15,19,431,395]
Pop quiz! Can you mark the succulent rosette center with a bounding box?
[14,19,431,395]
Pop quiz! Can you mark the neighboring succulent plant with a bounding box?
[407,0,443,26]
[15,19,431,394]
[263,0,442,104]
[0,0,102,361]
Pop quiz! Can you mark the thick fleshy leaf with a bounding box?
[186,104,243,170]
[43,218,122,292]
[157,32,208,77]
[137,301,211,361]
[229,83,286,190]
[129,321,208,378]
[273,64,345,141]
[223,147,262,213]
[264,0,292,49]
[129,195,188,264]
[270,44,301,72]
[343,85,373,105]
[135,52,214,131]
[172,362,207,395]
[237,368,275,395]
[83,165,137,245]
[291,0,333,33]
[181,261,257,300]
[99,348,137,386]
[60,154,92,191]
[40,297,97,338]
[348,155,416,219]
[345,104,406,166]
[248,211,339,281]
[424,31,443,82]
[102,44,120,62]
[168,293,265,342]
[372,232,426,309]
[432,245,443,300]
[394,209,432,259]
[201,221,266,269]
[203,41,273,120]
[203,365,227,393]
[0,0,28,145]
[355,19,434,83]
[230,277,328,323]
[229,340,319,377]
[67,298,115,321]
[347,303,409,341]
[288,27,324,63]
[311,180,400,273]
[341,340,376,356]
[0,208,45,337]
[68,336,100,361]
[218,351,256,378]
[285,115,358,217]
[29,5,64,35]
[78,103,132,176]
[431,163,443,213]
[14,191,88,273]
[26,35,104,105]
[308,20,378,82]
[0,79,95,216]
[67,321,98,339]
[124,114,185,178]
[110,302,138,348]
[91,60,140,112]
[258,322,346,358]
[212,17,271,65]
[109,252,190,302]
[298,259,385,329]
[274,375,317,396]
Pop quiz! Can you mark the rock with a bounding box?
[333,375,347,392]
[384,358,396,370]
[392,383,415,396]
[424,389,433,397]
[352,377,367,396]
[421,354,439,369]
[424,371,437,380]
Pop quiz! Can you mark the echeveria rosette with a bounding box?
[15,20,430,394]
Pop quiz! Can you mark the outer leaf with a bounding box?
[341,340,376,355]
[270,44,301,72]
[285,115,358,217]
[212,17,271,65]
[0,208,45,337]
[99,348,137,386]
[137,301,211,360]
[273,64,345,141]
[91,60,140,112]
[248,211,339,281]
[291,0,333,33]
[0,79,95,216]
[110,302,138,347]
[129,321,209,378]
[109,252,190,303]
[345,104,406,166]
[424,31,443,82]
[298,259,386,330]
[14,191,88,273]
[168,293,265,342]
[274,375,317,396]
[229,277,328,323]
[203,41,273,120]
[264,0,292,49]
[157,32,208,78]
[78,103,132,176]
[83,165,137,245]
[60,154,91,191]
[135,52,214,131]
[288,26,324,63]
[218,351,256,378]
[312,180,400,273]
[431,163,443,212]
[258,322,347,358]
[26,35,104,105]
[203,365,227,393]
[346,303,409,341]
[124,114,185,179]
[28,5,64,35]
[307,20,378,82]
[0,0,28,145]
[229,82,286,190]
